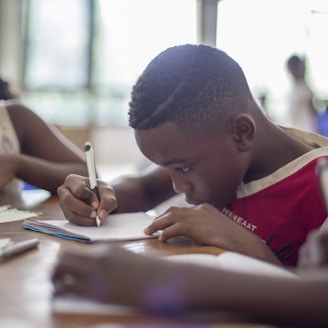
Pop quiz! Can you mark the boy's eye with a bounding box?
[176,166,191,173]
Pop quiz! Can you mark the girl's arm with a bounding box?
[7,102,88,194]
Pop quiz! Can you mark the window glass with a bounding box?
[24,0,89,89]
[22,0,197,127]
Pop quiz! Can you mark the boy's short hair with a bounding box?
[128,44,254,136]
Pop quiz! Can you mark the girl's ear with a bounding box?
[231,113,256,152]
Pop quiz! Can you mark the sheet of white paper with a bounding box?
[150,193,191,216]
[164,251,296,278]
[24,212,158,242]
[0,205,39,223]
[53,296,139,316]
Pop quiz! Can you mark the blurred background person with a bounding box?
[0,77,87,195]
[285,54,319,134]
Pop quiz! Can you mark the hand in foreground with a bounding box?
[298,228,328,268]
[144,203,280,265]
[57,174,118,226]
[52,244,190,310]
[51,241,328,325]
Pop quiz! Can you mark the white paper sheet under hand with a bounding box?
[0,205,39,223]
[164,252,297,278]
[53,295,139,316]
[23,212,159,242]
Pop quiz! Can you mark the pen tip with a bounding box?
[96,216,101,228]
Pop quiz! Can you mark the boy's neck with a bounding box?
[244,120,313,183]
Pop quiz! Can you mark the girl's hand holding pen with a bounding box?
[57,174,118,226]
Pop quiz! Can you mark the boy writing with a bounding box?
[57,44,328,267]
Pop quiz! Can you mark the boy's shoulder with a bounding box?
[281,126,328,148]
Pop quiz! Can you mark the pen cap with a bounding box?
[85,141,97,189]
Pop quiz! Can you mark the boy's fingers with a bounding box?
[97,186,118,219]
[58,174,120,226]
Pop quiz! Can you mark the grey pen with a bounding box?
[85,141,101,227]
[0,238,39,261]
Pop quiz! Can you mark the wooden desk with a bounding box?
[0,192,255,327]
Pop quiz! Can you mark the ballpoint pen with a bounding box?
[0,238,39,261]
[85,141,101,228]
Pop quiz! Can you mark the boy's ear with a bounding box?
[231,113,255,152]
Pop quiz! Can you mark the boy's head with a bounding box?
[128,44,254,138]
[128,44,259,207]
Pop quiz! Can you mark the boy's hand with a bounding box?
[57,174,118,226]
[144,203,280,265]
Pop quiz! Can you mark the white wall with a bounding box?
[57,125,147,180]
[91,126,141,164]
[90,126,148,180]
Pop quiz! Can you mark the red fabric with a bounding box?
[223,158,327,267]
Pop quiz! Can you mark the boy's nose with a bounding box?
[171,176,191,194]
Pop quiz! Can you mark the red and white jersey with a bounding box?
[222,127,328,266]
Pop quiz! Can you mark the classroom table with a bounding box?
[0,191,264,328]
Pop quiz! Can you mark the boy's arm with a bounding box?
[144,203,283,266]
[57,164,174,226]
[110,164,175,213]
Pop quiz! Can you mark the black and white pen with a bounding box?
[85,141,101,228]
